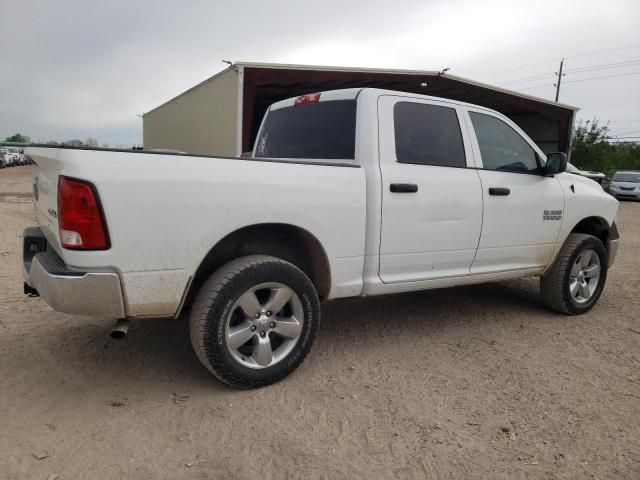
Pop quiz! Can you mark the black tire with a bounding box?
[189,255,320,389]
[540,233,608,315]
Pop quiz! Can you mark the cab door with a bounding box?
[463,108,565,274]
[377,96,483,283]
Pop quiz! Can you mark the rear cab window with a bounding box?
[254,95,357,161]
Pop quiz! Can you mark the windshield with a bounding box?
[255,100,357,160]
[612,172,640,183]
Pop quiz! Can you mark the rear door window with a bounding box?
[393,102,466,167]
[255,100,357,160]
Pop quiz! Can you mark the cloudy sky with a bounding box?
[1,0,639,145]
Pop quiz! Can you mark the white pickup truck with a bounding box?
[23,88,619,389]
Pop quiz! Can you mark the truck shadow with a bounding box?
[34,278,548,392]
[318,277,549,349]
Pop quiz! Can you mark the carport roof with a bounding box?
[235,61,579,111]
[145,61,579,116]
[233,61,578,153]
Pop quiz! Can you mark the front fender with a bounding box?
[544,173,619,272]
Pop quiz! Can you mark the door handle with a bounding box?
[390,183,418,193]
[489,187,510,196]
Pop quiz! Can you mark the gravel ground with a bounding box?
[1,165,638,479]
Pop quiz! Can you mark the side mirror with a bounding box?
[544,152,568,176]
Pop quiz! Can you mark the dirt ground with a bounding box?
[0,165,638,479]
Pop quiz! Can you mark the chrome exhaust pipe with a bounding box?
[110,318,130,339]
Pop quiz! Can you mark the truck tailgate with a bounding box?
[28,148,64,252]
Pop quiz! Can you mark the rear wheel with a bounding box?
[189,255,320,389]
[540,233,608,315]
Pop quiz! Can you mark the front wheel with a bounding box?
[189,255,320,389]
[540,233,608,315]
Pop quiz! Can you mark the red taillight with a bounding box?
[294,92,321,105]
[58,176,110,250]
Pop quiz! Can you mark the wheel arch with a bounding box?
[569,216,611,245]
[181,223,331,313]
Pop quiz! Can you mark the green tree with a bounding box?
[4,133,31,143]
[571,119,640,175]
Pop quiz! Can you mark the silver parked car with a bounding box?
[608,171,640,200]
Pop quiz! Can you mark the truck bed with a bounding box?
[26,146,367,317]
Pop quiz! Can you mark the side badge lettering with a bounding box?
[543,209,562,221]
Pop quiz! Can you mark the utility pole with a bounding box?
[554,58,565,102]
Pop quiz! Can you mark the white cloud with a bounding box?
[0,0,638,144]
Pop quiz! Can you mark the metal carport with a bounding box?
[143,62,578,157]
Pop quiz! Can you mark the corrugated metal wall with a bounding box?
[511,113,562,154]
[143,69,238,156]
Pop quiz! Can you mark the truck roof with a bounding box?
[269,87,508,115]
[269,88,363,110]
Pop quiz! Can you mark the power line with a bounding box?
[507,61,640,97]
[515,82,555,91]
[463,43,640,103]
[468,42,640,80]
[610,129,640,136]
[565,58,640,74]
[565,43,640,60]
[563,71,640,84]
[568,62,640,75]
[472,59,559,80]
[513,70,639,101]
[500,72,555,86]
[501,59,637,88]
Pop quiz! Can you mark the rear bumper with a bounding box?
[22,227,125,317]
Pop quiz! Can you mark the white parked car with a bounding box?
[0,147,15,166]
[566,162,606,184]
[23,88,619,388]
[1,146,22,166]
